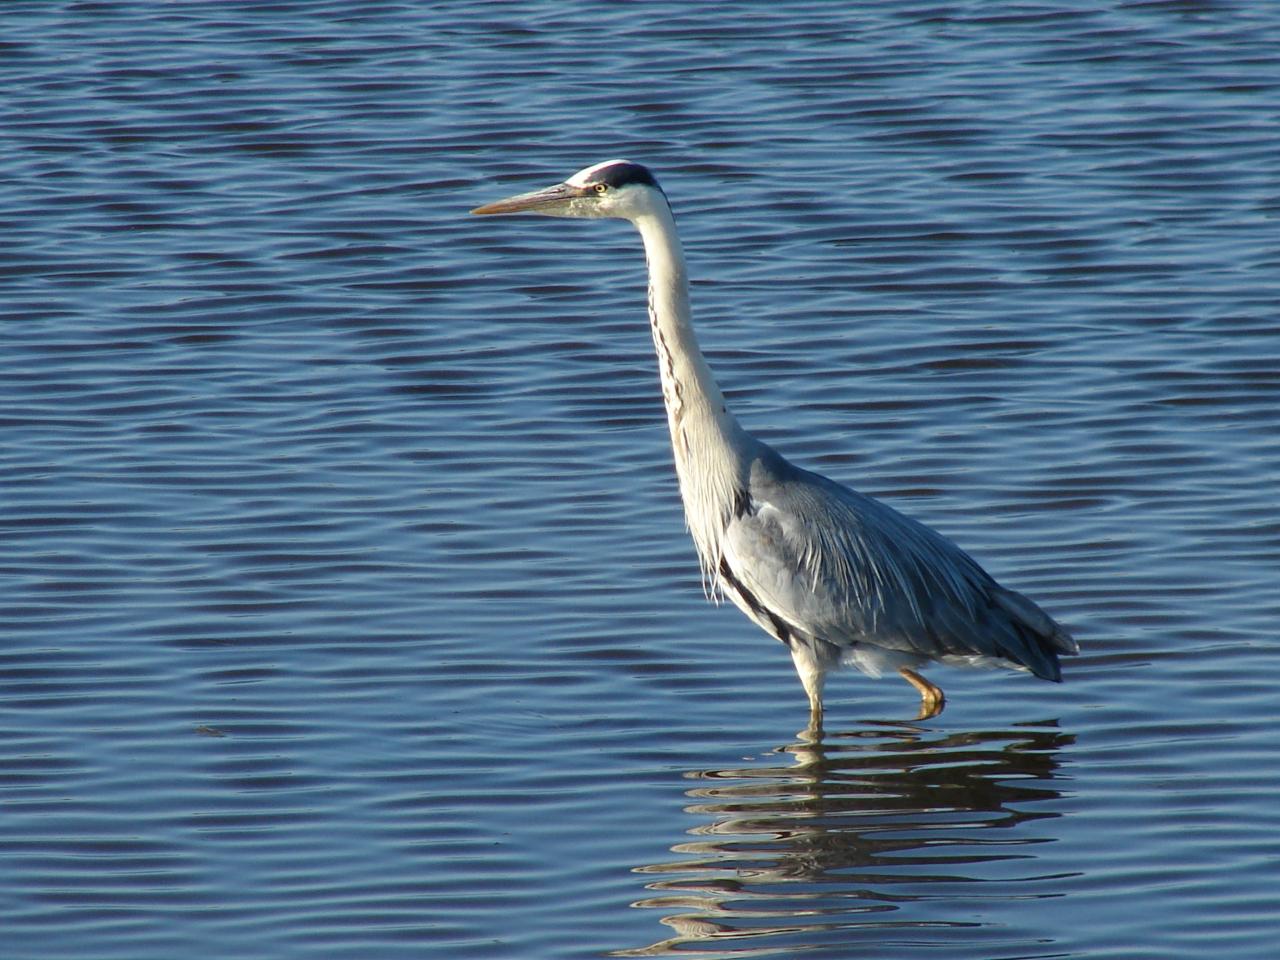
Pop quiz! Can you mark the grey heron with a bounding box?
[472,159,1077,727]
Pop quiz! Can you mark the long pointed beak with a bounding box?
[471,181,580,216]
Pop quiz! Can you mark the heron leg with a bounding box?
[899,668,945,720]
[807,692,824,734]
[789,644,826,735]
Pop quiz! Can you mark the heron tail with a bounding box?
[991,585,1079,681]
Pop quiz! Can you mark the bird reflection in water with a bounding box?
[613,722,1075,958]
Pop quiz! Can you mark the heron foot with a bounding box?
[899,668,945,720]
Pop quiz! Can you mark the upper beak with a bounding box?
[471,181,580,216]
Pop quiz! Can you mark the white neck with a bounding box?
[631,202,756,584]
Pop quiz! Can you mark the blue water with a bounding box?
[2,2,1279,957]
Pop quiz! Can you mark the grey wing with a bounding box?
[719,447,1076,679]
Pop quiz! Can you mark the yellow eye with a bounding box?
[594,183,608,194]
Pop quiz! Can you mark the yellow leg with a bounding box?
[899,668,945,720]
[807,691,824,735]
[790,645,826,736]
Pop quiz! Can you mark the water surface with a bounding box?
[2,2,1279,957]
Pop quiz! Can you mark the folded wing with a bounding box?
[719,447,1076,680]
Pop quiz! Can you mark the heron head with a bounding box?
[471,159,665,220]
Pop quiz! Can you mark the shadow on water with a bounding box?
[615,722,1077,959]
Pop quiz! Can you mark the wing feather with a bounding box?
[719,447,1072,679]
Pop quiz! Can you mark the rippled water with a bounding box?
[3,2,1279,957]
